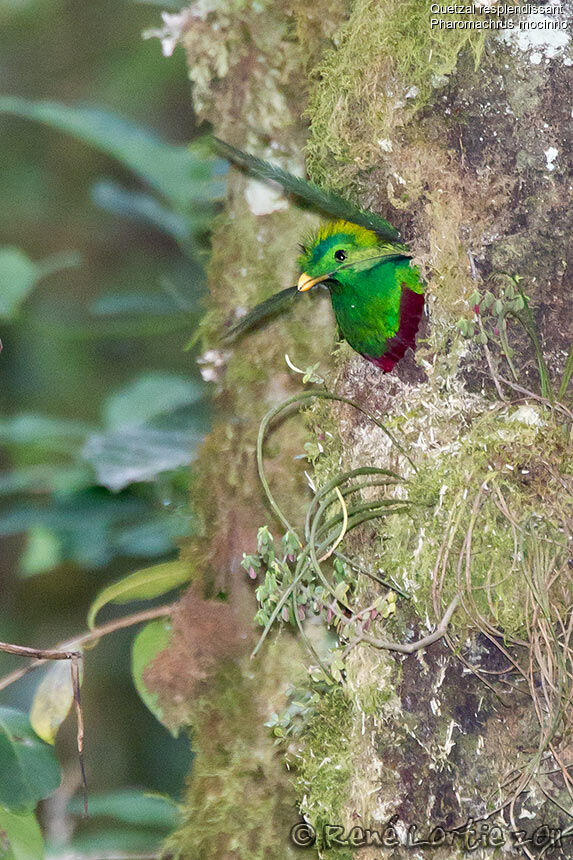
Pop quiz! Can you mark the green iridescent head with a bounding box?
[297,220,401,292]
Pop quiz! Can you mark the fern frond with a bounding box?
[213,138,400,242]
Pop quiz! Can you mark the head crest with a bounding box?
[314,220,379,246]
[298,220,382,270]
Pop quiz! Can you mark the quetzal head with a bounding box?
[297,220,405,294]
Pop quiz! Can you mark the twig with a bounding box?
[354,596,460,655]
[0,642,81,661]
[478,315,507,401]
[495,375,573,421]
[0,603,176,819]
[0,603,175,692]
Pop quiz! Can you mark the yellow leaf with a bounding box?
[29,658,80,745]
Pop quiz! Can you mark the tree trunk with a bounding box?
[147,2,573,858]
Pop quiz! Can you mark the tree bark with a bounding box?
[148,3,573,858]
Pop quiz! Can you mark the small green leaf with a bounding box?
[302,363,324,384]
[0,707,61,811]
[481,291,495,309]
[469,290,481,306]
[0,465,92,499]
[0,807,44,860]
[333,581,349,601]
[87,560,189,628]
[29,658,80,745]
[131,620,175,734]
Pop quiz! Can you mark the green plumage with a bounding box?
[216,140,425,371]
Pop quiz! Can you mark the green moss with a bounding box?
[293,686,355,860]
[345,646,401,717]
[369,403,571,640]
[167,642,306,860]
[305,0,488,189]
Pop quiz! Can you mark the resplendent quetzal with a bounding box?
[214,139,425,373]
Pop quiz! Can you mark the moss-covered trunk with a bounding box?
[148,2,572,857]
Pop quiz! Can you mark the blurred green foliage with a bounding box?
[0,0,223,855]
[0,95,224,572]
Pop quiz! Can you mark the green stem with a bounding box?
[557,341,573,401]
[308,493,353,610]
[513,290,553,403]
[499,316,518,381]
[257,389,415,535]
[334,551,410,598]
[316,500,410,542]
[292,583,332,678]
[304,468,402,540]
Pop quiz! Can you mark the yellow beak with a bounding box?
[297,272,330,292]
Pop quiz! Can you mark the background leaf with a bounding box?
[68,788,179,828]
[0,98,225,214]
[102,372,203,430]
[29,658,80,745]
[58,827,164,856]
[0,248,79,320]
[80,372,208,491]
[0,708,61,811]
[0,248,42,319]
[0,415,93,448]
[89,289,182,317]
[82,425,202,492]
[91,179,191,240]
[131,619,174,733]
[87,560,190,628]
[0,491,187,572]
[0,808,44,860]
[18,526,63,577]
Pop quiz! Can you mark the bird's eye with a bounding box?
[334,249,347,262]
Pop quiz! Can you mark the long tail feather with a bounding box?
[213,138,400,243]
[221,286,299,342]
